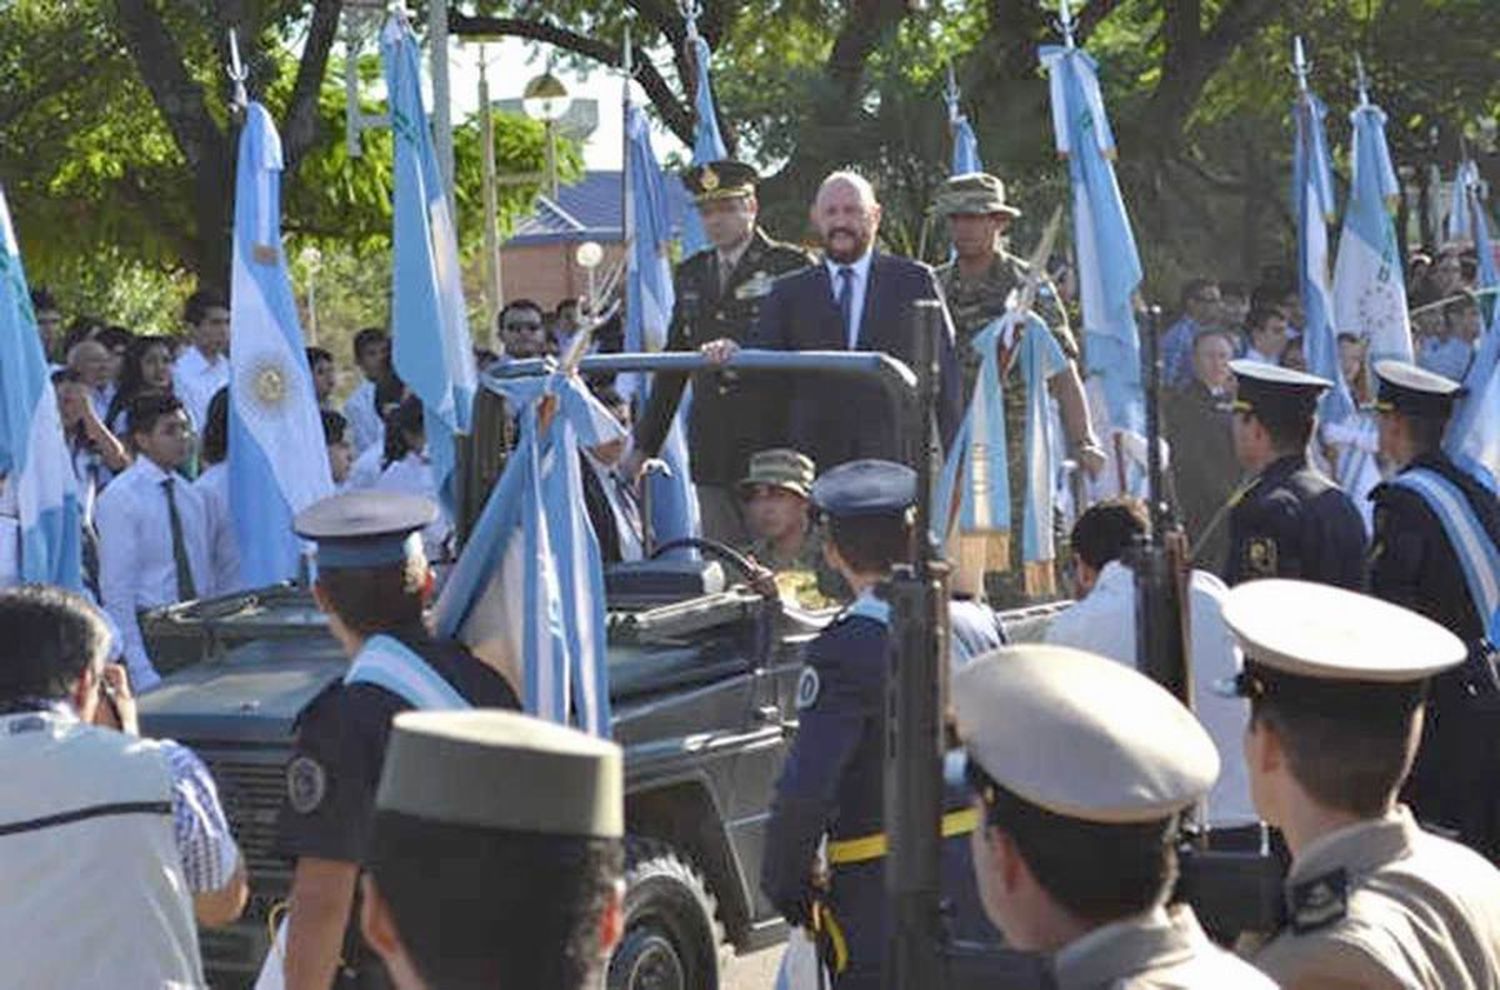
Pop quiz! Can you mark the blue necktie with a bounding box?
[836,266,855,348]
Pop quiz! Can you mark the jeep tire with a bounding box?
[608,838,723,990]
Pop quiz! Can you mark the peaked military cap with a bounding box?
[954,645,1218,824]
[684,159,758,203]
[378,710,624,838]
[810,459,916,519]
[739,448,816,499]
[934,172,1022,218]
[1229,359,1331,419]
[293,491,437,569]
[1372,359,1464,419]
[1219,579,1465,701]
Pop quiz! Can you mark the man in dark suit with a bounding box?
[711,171,962,470]
[631,160,813,544]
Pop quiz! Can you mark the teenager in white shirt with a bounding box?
[95,394,210,690]
[171,289,230,433]
[192,388,241,598]
[373,396,452,562]
[341,328,392,456]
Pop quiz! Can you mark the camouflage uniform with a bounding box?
[937,252,1076,603]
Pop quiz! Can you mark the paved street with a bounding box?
[724,942,783,989]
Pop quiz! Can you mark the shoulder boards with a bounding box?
[1288,868,1348,935]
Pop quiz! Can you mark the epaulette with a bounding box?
[1287,868,1348,934]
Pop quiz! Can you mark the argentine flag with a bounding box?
[625,96,701,553]
[1292,85,1354,427]
[1446,178,1500,489]
[435,374,623,736]
[1040,42,1143,434]
[229,103,334,587]
[0,185,81,588]
[382,13,478,516]
[1332,98,1412,364]
[679,12,728,258]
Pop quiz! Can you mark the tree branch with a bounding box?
[280,0,342,169]
[111,0,226,171]
[450,12,694,144]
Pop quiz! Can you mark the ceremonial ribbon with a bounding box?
[935,317,1011,571]
[1018,313,1067,597]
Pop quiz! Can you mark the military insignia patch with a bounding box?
[796,666,821,710]
[734,271,774,300]
[286,755,327,814]
[1289,868,1348,934]
[700,165,720,191]
[1246,537,1278,578]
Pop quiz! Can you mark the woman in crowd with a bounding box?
[373,395,451,561]
[106,336,176,440]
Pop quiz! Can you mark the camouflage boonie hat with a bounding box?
[738,448,816,499]
[935,172,1022,218]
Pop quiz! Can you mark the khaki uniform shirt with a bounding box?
[1053,905,1276,989]
[1253,806,1500,989]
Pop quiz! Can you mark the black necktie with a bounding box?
[161,478,197,601]
[837,266,855,348]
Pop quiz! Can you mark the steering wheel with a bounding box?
[649,537,762,583]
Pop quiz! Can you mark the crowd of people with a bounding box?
[5,154,1500,990]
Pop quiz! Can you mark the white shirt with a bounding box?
[1243,346,1279,367]
[342,378,385,456]
[345,442,385,492]
[94,458,212,689]
[824,250,873,349]
[1044,560,1257,826]
[374,452,453,561]
[172,345,229,433]
[193,462,242,598]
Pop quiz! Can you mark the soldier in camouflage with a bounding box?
[934,173,1105,604]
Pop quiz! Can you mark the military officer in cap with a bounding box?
[630,159,813,545]
[1367,359,1500,858]
[360,710,625,990]
[1220,580,1500,989]
[761,459,1002,988]
[276,492,520,989]
[933,172,1104,604]
[954,645,1274,988]
[1223,360,1366,588]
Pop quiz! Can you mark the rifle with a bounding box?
[1130,304,1284,939]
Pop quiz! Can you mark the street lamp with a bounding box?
[521,71,570,200]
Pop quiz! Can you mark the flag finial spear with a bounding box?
[944,61,960,121]
[1292,36,1311,95]
[1354,53,1370,107]
[1058,0,1076,49]
[226,28,248,113]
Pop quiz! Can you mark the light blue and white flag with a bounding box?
[0,185,81,588]
[1019,314,1068,595]
[934,318,1011,553]
[435,374,623,735]
[1040,43,1143,435]
[947,76,983,177]
[1292,86,1354,427]
[382,13,478,516]
[1445,175,1500,489]
[228,102,334,587]
[1332,98,1411,364]
[625,95,701,552]
[1446,161,1483,248]
[679,12,728,258]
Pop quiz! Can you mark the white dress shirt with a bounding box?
[342,378,385,456]
[583,451,644,562]
[824,250,873,349]
[345,443,384,492]
[1044,559,1256,826]
[95,458,212,690]
[374,452,453,561]
[171,346,228,433]
[193,462,242,598]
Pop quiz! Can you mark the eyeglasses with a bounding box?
[504,321,544,332]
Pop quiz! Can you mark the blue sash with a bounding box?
[1391,468,1500,640]
[344,634,472,710]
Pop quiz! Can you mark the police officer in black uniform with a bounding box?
[630,159,813,546]
[761,460,999,988]
[1223,360,1365,588]
[275,492,519,989]
[1367,360,1500,858]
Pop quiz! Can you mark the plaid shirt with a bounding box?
[162,741,240,893]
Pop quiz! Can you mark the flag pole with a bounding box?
[1354,52,1370,108]
[1058,0,1076,50]
[1292,35,1311,95]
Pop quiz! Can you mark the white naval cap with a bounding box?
[1220,579,1466,694]
[954,645,1219,824]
